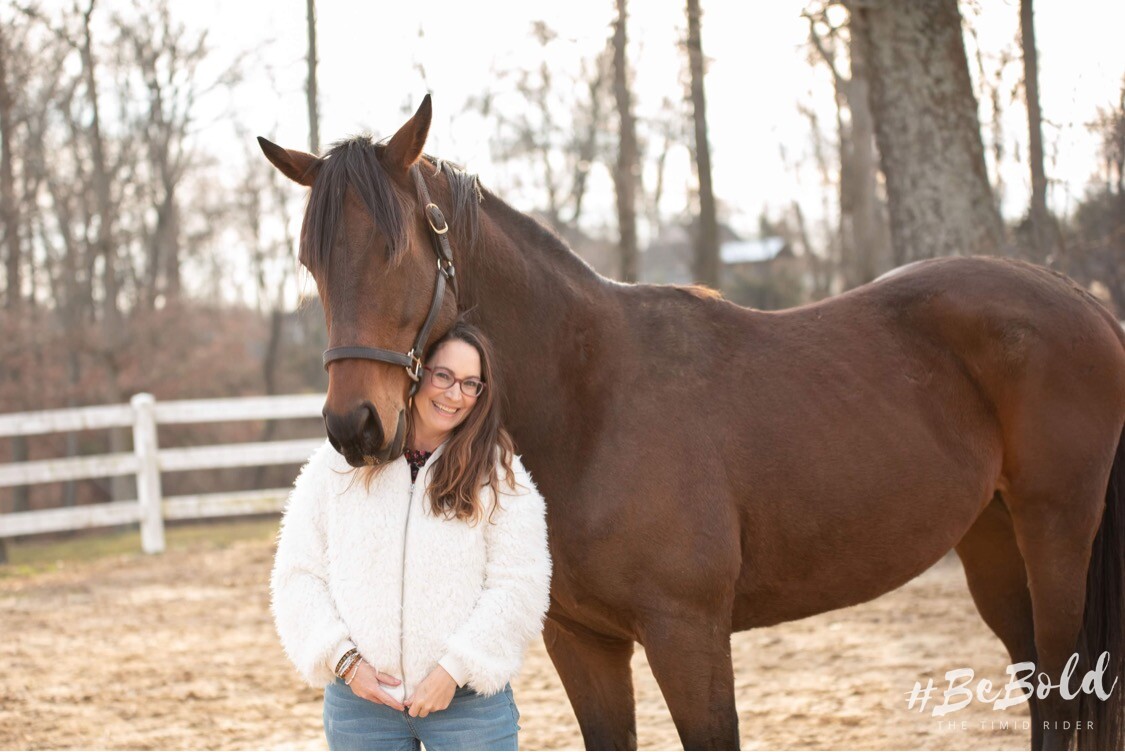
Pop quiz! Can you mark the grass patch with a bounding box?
[0,516,280,578]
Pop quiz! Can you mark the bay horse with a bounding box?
[260,96,1125,751]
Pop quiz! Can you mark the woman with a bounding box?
[271,321,551,751]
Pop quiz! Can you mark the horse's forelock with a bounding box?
[302,136,410,277]
[301,138,483,279]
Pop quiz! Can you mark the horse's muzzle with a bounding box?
[324,404,407,467]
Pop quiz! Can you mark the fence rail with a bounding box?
[0,393,325,553]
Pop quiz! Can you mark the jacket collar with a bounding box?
[408,437,448,463]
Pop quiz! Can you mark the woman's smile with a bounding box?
[431,401,460,417]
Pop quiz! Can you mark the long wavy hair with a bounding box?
[358,320,516,524]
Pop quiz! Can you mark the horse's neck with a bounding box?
[458,195,612,455]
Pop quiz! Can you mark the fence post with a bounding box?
[131,393,165,554]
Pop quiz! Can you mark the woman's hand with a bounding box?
[404,665,457,718]
[347,662,405,711]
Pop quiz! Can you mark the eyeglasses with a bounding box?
[422,366,486,398]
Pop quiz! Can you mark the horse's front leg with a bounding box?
[543,616,638,750]
[639,607,740,750]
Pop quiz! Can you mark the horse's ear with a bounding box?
[384,94,432,172]
[257,137,320,187]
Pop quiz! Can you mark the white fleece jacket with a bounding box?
[270,440,551,701]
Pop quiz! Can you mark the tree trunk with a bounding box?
[841,25,892,286]
[847,0,1003,263]
[254,307,285,489]
[63,349,80,507]
[80,4,132,504]
[306,0,320,154]
[1020,0,1054,262]
[612,0,639,283]
[160,189,180,300]
[0,25,20,309]
[11,437,29,513]
[80,3,120,326]
[0,23,29,524]
[686,0,720,288]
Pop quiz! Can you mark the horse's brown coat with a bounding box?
[260,99,1125,751]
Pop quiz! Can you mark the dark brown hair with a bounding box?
[360,319,516,523]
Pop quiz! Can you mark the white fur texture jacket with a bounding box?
[270,440,551,701]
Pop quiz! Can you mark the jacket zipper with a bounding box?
[399,478,415,702]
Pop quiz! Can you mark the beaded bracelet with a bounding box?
[338,652,360,679]
[334,648,359,678]
[344,658,363,686]
[334,648,356,676]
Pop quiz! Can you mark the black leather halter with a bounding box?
[321,163,457,397]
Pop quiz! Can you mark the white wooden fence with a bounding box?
[0,393,325,554]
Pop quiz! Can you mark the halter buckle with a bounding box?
[405,349,423,382]
[425,203,449,235]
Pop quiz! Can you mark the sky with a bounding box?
[184,0,1124,238]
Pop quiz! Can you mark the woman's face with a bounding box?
[412,339,482,444]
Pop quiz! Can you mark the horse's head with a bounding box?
[258,96,457,467]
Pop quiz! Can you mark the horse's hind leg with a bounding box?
[956,493,1043,748]
[543,617,638,750]
[1004,454,1113,751]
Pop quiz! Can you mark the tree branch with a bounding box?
[803,10,847,88]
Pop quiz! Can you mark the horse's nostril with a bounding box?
[359,401,384,450]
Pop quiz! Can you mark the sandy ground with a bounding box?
[0,534,1033,751]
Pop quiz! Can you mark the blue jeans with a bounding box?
[323,678,520,751]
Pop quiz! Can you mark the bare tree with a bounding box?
[795,101,843,290]
[0,21,20,554]
[0,13,63,514]
[685,0,719,288]
[10,0,220,505]
[306,0,319,154]
[1061,78,1125,313]
[846,0,1004,263]
[14,2,122,503]
[567,48,611,228]
[804,4,892,288]
[1096,80,1125,196]
[75,1,125,331]
[118,3,208,309]
[0,24,20,311]
[469,22,612,236]
[0,0,338,526]
[612,0,639,282]
[235,132,301,484]
[1019,0,1057,262]
[644,96,687,240]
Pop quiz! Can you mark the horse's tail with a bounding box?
[1076,427,1125,751]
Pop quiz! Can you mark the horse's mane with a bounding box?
[302,135,482,276]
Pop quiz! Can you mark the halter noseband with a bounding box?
[321,163,457,397]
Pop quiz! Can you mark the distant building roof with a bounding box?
[720,236,788,264]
